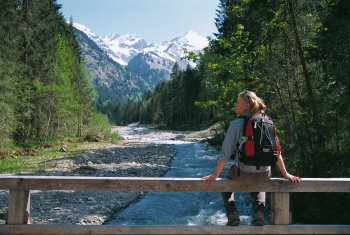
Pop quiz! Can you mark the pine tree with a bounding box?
[0,0,22,147]
[0,0,99,148]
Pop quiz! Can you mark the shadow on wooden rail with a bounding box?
[0,176,349,234]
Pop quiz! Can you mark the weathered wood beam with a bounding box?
[7,190,30,225]
[0,176,349,192]
[0,225,349,234]
[270,192,290,225]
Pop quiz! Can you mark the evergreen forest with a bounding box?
[115,0,350,224]
[0,0,112,151]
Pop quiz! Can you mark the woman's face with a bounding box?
[235,95,251,115]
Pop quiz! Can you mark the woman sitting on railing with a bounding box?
[202,90,300,226]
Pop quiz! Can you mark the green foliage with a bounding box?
[110,132,121,144]
[0,76,16,148]
[0,0,21,147]
[0,0,106,152]
[0,152,53,174]
[138,64,206,130]
[84,112,116,141]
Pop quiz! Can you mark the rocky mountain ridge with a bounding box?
[74,23,208,68]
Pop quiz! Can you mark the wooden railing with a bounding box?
[0,176,349,234]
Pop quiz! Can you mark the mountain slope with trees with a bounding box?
[74,28,151,109]
[0,0,110,150]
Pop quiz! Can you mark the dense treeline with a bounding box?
[0,0,108,149]
[138,63,208,129]
[119,0,350,223]
[110,63,214,130]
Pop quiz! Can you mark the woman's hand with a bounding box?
[202,173,219,184]
[284,173,301,184]
[276,154,301,184]
[202,160,227,184]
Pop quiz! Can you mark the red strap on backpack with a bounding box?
[243,113,280,158]
[244,114,257,157]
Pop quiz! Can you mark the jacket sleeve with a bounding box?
[217,119,243,161]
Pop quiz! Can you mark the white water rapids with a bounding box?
[107,124,264,226]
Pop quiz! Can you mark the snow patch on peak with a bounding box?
[105,32,120,41]
[182,30,209,49]
[170,31,208,50]
[73,23,98,39]
[118,34,148,48]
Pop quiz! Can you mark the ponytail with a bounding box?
[239,90,266,113]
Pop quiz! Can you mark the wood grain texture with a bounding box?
[0,176,349,192]
[271,192,290,225]
[0,225,349,234]
[7,190,30,225]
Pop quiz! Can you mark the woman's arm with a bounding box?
[202,159,227,184]
[276,154,301,184]
[202,119,243,185]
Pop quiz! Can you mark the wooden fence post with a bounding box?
[270,192,290,225]
[7,190,31,224]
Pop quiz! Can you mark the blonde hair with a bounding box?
[239,90,266,113]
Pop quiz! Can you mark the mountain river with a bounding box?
[107,125,268,226]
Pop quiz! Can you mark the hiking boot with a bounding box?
[226,201,240,226]
[253,202,265,226]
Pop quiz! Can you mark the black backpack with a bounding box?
[237,113,280,169]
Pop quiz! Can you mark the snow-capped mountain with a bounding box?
[144,30,208,65]
[74,23,106,49]
[74,27,151,104]
[74,23,208,89]
[73,23,208,68]
[100,33,148,66]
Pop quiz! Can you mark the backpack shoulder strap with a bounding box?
[235,114,250,152]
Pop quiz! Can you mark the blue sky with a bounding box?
[57,0,219,43]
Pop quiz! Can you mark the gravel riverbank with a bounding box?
[0,142,176,225]
[0,124,221,225]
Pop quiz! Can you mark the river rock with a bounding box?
[0,142,176,225]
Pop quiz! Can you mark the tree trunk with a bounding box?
[287,0,325,150]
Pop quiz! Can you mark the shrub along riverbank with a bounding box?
[0,115,120,175]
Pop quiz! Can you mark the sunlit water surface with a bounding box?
[107,125,267,226]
